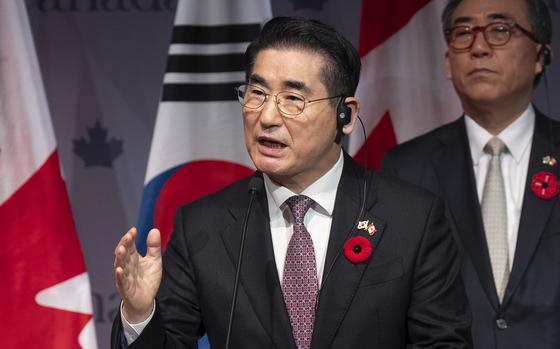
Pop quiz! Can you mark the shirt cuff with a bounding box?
[120,300,156,344]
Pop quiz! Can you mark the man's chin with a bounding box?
[253,158,289,177]
[460,88,503,105]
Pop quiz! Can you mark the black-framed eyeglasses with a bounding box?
[235,84,342,117]
[445,21,539,50]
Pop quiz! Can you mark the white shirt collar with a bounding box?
[263,151,344,215]
[465,104,535,164]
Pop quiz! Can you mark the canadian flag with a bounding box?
[349,0,462,167]
[0,2,97,348]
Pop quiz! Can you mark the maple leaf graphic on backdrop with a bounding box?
[73,120,123,167]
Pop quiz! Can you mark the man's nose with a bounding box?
[470,30,492,57]
[258,95,283,126]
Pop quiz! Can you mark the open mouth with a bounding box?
[258,138,286,149]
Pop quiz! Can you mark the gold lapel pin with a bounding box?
[358,220,369,230]
[542,155,557,167]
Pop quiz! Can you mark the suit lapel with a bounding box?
[312,157,385,349]
[432,118,501,308]
[503,111,560,305]
[321,158,364,284]
[221,175,296,349]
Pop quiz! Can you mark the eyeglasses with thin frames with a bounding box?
[445,21,540,51]
[235,84,342,118]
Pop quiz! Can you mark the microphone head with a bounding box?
[248,177,264,194]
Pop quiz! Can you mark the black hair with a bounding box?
[244,16,361,105]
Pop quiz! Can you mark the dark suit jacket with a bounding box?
[382,110,560,349]
[112,155,471,348]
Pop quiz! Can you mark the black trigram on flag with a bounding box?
[162,23,262,102]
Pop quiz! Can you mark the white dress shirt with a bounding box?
[264,151,343,288]
[121,151,344,343]
[465,105,534,268]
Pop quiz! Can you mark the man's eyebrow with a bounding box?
[247,75,311,94]
[283,80,311,94]
[248,74,268,88]
[452,16,473,25]
[452,13,513,26]
[487,13,512,21]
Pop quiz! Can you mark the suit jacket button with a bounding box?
[496,318,508,330]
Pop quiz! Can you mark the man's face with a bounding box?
[444,0,543,110]
[243,48,348,191]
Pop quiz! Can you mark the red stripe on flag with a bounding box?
[354,111,397,169]
[0,152,91,348]
[359,0,432,55]
[155,160,253,250]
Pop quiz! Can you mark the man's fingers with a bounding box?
[114,228,140,284]
[115,266,124,281]
[115,259,135,289]
[125,228,139,257]
[115,227,139,263]
[116,227,137,250]
[114,245,132,284]
[115,266,128,291]
[146,228,162,258]
[114,244,123,266]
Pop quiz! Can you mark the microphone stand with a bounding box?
[224,178,262,349]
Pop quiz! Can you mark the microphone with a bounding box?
[248,176,264,195]
[224,176,263,349]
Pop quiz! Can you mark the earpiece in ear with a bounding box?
[540,45,552,66]
[336,97,351,131]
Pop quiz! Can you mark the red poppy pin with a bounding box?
[344,236,373,264]
[531,171,559,200]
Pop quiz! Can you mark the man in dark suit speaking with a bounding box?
[382,0,558,348]
[112,17,471,348]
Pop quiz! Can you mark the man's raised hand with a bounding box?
[114,227,162,323]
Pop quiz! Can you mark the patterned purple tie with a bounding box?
[282,195,318,349]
